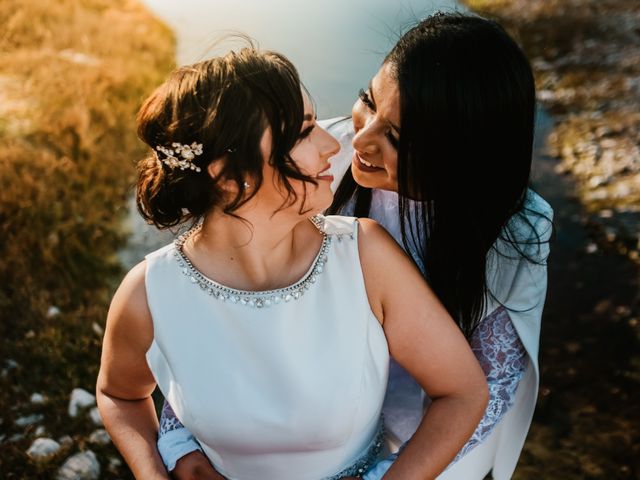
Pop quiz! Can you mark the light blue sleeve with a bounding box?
[363,455,397,480]
[157,399,203,471]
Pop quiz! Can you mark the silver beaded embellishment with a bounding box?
[323,416,386,480]
[310,214,355,242]
[173,221,331,308]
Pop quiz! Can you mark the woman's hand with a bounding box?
[172,451,225,480]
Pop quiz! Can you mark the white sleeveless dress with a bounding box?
[145,215,389,480]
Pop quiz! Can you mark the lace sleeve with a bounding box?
[159,399,186,434]
[453,306,528,461]
[157,399,202,471]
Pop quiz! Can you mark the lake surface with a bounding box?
[140,0,463,117]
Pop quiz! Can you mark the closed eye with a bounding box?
[298,125,315,140]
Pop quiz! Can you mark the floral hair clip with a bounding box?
[155,142,203,172]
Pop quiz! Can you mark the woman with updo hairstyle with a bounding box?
[136,48,321,227]
[162,13,554,480]
[96,47,488,479]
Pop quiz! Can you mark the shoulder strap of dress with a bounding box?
[311,215,358,239]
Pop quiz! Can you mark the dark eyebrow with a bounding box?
[303,113,317,122]
[369,81,401,135]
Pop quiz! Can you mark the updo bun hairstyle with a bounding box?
[136,47,315,229]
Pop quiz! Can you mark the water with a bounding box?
[140,0,463,117]
[122,0,463,266]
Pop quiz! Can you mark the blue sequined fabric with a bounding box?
[323,417,385,480]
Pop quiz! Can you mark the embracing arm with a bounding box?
[358,219,489,479]
[158,401,225,479]
[453,307,527,460]
[96,261,169,479]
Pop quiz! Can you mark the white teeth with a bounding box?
[358,156,376,168]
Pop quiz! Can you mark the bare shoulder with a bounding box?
[357,217,400,251]
[357,217,418,273]
[106,260,153,351]
[356,218,425,324]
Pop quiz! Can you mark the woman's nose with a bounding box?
[320,129,340,159]
[352,121,378,154]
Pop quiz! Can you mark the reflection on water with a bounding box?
[140,0,463,117]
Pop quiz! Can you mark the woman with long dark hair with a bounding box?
[158,12,552,480]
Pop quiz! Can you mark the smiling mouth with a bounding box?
[314,165,334,182]
[354,153,384,171]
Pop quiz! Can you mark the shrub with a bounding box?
[0,0,174,477]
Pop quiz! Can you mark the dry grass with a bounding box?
[0,0,174,477]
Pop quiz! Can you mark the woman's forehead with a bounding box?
[302,90,315,118]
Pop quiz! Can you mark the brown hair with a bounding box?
[135,48,315,228]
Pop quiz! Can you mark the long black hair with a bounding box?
[329,12,552,338]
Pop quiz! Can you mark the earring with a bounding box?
[243,182,250,189]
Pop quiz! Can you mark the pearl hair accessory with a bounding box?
[155,142,203,172]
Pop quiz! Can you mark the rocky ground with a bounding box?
[0,0,173,478]
[464,0,640,478]
[467,0,640,262]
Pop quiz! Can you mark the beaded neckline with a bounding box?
[173,217,331,308]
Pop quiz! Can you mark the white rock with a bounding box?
[9,433,25,442]
[47,306,61,318]
[35,425,47,437]
[68,389,96,418]
[586,243,598,254]
[588,175,606,188]
[88,429,110,445]
[88,407,103,426]
[58,435,74,447]
[91,322,104,337]
[27,438,61,461]
[537,89,556,102]
[5,359,18,369]
[107,456,122,469]
[30,393,47,405]
[56,450,100,480]
[15,413,44,427]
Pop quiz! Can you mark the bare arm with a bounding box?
[96,261,169,479]
[358,219,489,479]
